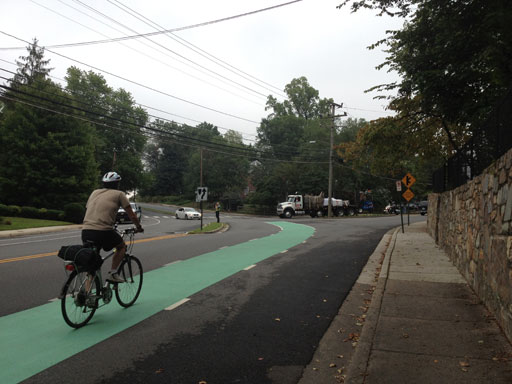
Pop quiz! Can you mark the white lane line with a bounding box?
[243,264,256,271]
[249,238,258,242]
[153,216,160,219]
[164,260,182,267]
[49,297,59,302]
[165,298,190,311]
[162,216,169,219]
[280,250,288,254]
[219,246,228,250]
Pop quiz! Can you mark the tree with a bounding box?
[65,67,147,191]
[252,77,341,206]
[181,123,250,199]
[265,77,331,120]
[141,122,251,201]
[13,38,53,86]
[339,0,512,153]
[140,120,189,196]
[0,43,97,208]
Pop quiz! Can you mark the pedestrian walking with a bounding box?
[215,201,221,223]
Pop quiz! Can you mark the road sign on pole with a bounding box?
[402,173,416,189]
[402,188,414,202]
[396,180,402,191]
[196,187,208,202]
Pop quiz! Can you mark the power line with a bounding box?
[29,0,268,104]
[0,31,261,125]
[0,62,333,155]
[0,80,331,161]
[35,0,268,105]
[0,66,331,156]
[108,0,287,99]
[1,92,329,165]
[0,58,259,140]
[0,0,304,51]
[69,0,270,100]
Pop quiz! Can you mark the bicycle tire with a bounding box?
[61,270,101,328]
[115,255,143,307]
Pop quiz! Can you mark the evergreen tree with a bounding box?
[0,41,97,208]
[13,38,53,86]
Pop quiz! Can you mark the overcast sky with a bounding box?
[0,0,404,141]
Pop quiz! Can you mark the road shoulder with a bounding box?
[298,228,397,383]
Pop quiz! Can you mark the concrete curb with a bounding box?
[188,223,230,234]
[0,224,82,239]
[344,227,399,383]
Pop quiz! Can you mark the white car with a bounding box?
[175,207,202,220]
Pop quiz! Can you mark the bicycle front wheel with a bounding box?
[115,255,143,307]
[61,270,101,328]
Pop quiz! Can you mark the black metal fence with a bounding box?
[433,89,512,192]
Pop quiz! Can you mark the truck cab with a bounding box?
[277,195,303,218]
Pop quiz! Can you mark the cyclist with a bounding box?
[82,171,143,283]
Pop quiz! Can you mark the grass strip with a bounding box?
[188,222,224,234]
[0,217,72,231]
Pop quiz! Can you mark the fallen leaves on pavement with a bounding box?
[344,332,360,342]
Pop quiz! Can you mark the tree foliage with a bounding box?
[65,67,147,191]
[339,0,512,153]
[13,38,53,86]
[141,122,250,200]
[0,43,97,208]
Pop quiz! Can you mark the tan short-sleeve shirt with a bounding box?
[82,189,130,230]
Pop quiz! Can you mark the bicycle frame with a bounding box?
[60,226,143,328]
[61,227,136,304]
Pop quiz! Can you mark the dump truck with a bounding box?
[276,192,357,218]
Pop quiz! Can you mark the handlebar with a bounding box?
[120,226,143,235]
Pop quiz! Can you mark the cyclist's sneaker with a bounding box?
[107,272,125,283]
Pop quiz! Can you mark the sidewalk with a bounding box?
[300,221,512,383]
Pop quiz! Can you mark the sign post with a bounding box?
[401,173,416,229]
[196,187,208,230]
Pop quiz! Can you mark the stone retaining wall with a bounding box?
[428,148,512,341]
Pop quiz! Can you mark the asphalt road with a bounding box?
[0,205,425,384]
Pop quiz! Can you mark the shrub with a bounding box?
[64,203,85,224]
[21,206,40,219]
[0,204,9,216]
[37,208,48,219]
[8,205,21,216]
[45,209,65,221]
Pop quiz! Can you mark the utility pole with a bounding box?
[112,150,117,168]
[200,148,203,229]
[200,148,203,187]
[328,102,347,218]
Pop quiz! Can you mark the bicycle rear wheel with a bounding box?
[61,270,101,328]
[115,255,143,307]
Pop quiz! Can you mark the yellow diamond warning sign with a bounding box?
[402,189,414,202]
[402,173,416,188]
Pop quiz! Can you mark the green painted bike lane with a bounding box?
[0,221,314,384]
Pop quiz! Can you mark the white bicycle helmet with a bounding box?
[102,171,122,183]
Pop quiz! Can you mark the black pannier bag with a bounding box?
[57,245,102,271]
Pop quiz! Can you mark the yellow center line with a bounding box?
[0,233,189,264]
